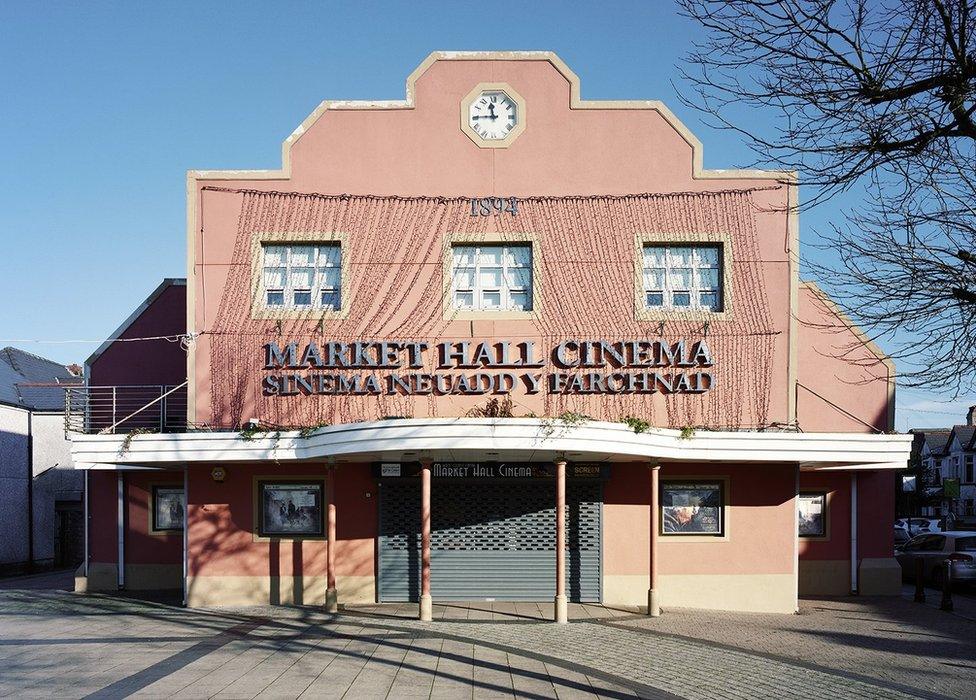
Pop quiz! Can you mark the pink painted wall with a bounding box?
[788,470,891,566]
[603,462,796,576]
[796,284,891,433]
[798,471,851,561]
[125,472,183,566]
[858,470,895,559]
[86,470,182,567]
[187,463,374,579]
[190,56,795,432]
[88,471,117,564]
[187,461,797,582]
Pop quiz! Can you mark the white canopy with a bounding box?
[71,417,912,472]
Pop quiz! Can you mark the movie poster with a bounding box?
[153,486,184,531]
[261,482,323,535]
[798,493,826,537]
[661,482,722,534]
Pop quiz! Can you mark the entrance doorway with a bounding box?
[378,479,602,602]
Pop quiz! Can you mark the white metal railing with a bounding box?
[64,383,188,434]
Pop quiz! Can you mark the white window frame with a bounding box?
[262,243,341,311]
[450,243,532,312]
[642,243,723,312]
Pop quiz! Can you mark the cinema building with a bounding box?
[69,52,912,619]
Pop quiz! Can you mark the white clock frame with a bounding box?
[460,82,527,149]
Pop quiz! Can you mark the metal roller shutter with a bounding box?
[378,480,602,602]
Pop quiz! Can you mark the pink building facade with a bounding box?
[73,53,911,616]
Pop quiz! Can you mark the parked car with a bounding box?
[894,527,912,547]
[894,517,943,534]
[895,532,976,587]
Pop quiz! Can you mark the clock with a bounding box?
[468,91,518,141]
[460,83,526,148]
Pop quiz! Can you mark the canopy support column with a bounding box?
[419,460,432,622]
[851,472,859,594]
[326,464,338,613]
[182,467,188,607]
[554,460,568,623]
[648,463,661,617]
[117,473,125,590]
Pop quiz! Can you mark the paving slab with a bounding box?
[0,587,974,699]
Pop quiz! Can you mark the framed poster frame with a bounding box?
[660,478,728,538]
[150,484,185,533]
[254,478,326,540]
[798,490,829,540]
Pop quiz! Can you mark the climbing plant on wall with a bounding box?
[203,187,778,431]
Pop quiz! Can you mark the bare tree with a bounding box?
[677,0,976,394]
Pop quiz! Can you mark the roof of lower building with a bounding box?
[951,425,976,451]
[0,347,82,411]
[910,428,953,455]
[84,278,186,370]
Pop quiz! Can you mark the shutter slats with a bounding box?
[378,480,602,602]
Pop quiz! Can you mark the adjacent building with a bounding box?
[911,410,976,520]
[0,347,83,573]
[68,52,912,618]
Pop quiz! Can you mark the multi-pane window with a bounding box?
[966,455,974,483]
[451,244,532,312]
[643,244,722,311]
[262,243,341,310]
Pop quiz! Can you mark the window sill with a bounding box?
[251,307,349,320]
[635,307,732,322]
[149,528,183,537]
[447,309,537,321]
[659,534,730,543]
[251,531,327,543]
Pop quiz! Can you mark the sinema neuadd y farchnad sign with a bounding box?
[261,339,714,396]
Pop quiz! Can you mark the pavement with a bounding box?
[0,567,75,591]
[0,577,974,699]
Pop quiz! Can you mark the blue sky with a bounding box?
[0,1,965,429]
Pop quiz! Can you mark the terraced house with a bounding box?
[68,52,912,620]
[913,411,976,522]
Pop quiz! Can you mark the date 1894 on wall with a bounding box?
[469,197,518,216]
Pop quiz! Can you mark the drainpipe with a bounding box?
[26,410,34,573]
[850,473,858,594]
[83,470,89,578]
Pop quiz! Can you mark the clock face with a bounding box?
[468,90,518,141]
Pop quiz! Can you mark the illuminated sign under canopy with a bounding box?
[261,339,714,396]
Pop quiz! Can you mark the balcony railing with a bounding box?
[65,383,188,434]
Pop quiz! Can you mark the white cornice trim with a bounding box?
[70,417,911,471]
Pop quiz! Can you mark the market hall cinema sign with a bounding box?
[261,339,714,396]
